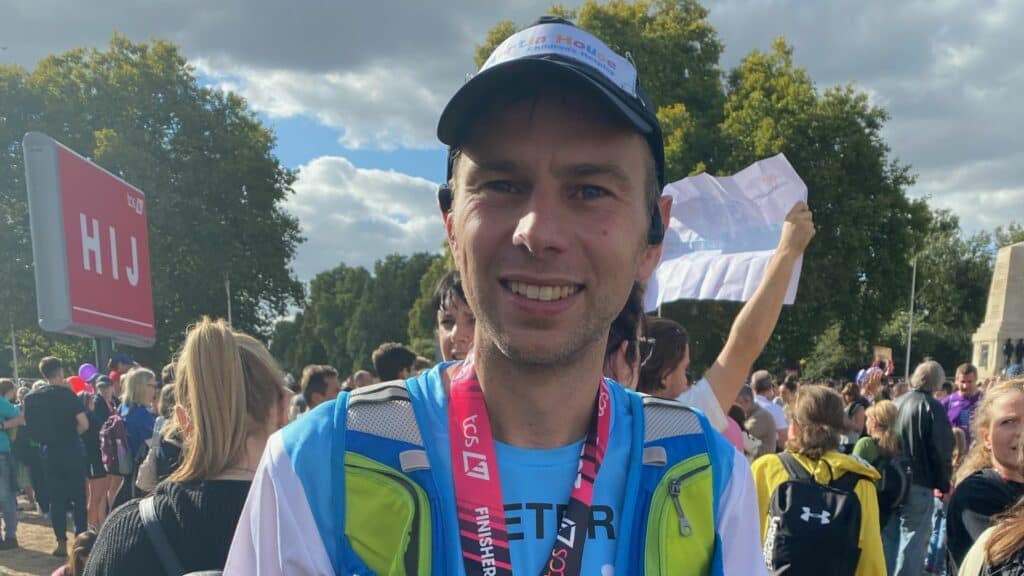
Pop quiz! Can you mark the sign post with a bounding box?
[22,132,156,348]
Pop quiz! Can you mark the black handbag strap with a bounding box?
[140,496,184,576]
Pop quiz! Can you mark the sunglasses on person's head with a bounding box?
[639,337,657,367]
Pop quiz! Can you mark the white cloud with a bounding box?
[196,60,447,149]
[703,0,1024,234]
[286,156,445,279]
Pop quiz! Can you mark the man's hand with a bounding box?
[778,201,815,257]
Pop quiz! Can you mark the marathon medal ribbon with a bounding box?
[447,358,612,576]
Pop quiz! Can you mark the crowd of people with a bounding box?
[3,13,1024,576]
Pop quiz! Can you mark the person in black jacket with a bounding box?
[884,360,955,576]
[23,356,89,558]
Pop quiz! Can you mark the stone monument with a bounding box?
[973,241,1024,378]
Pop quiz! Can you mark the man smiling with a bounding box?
[228,16,764,575]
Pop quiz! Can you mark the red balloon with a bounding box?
[69,376,86,393]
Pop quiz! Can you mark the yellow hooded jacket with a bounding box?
[751,450,885,576]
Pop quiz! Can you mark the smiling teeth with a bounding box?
[509,281,579,301]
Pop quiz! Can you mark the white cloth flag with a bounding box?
[645,153,807,311]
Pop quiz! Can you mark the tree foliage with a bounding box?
[271,253,443,377]
[717,39,932,374]
[876,211,994,371]
[407,247,455,359]
[0,35,303,372]
[994,222,1024,248]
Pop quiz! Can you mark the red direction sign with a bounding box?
[23,132,156,347]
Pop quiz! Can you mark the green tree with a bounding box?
[9,330,93,381]
[306,264,372,373]
[994,222,1024,248]
[346,253,438,373]
[268,316,302,376]
[407,257,448,359]
[407,246,455,359]
[710,39,930,373]
[0,36,304,367]
[801,323,853,381]
[878,210,994,370]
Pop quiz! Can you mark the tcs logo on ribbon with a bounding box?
[461,414,490,481]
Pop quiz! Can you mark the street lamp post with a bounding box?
[905,258,917,382]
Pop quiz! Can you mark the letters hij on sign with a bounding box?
[23,132,156,347]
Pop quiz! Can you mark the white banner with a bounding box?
[645,153,807,311]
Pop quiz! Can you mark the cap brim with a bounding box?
[437,56,654,147]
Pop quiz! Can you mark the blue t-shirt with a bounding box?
[121,402,155,457]
[0,397,19,453]
[412,365,630,575]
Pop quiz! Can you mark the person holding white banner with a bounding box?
[654,202,815,432]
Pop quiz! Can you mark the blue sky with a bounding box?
[4,0,1022,284]
[257,113,446,183]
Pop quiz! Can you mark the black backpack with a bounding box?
[875,454,912,525]
[763,453,866,576]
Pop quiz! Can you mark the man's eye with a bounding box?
[484,181,516,193]
[577,185,610,200]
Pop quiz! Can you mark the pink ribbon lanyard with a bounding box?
[447,361,611,576]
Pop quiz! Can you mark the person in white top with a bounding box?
[752,369,789,448]
[626,204,814,435]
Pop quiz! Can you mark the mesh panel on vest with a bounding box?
[643,402,703,443]
[347,394,424,446]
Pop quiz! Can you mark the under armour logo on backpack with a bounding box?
[800,507,831,525]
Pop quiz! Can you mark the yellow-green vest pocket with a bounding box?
[345,452,432,575]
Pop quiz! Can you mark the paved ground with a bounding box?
[1,497,75,576]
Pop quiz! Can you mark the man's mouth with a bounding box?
[505,280,582,302]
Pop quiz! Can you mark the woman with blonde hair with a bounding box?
[958,427,1024,575]
[752,384,884,575]
[119,368,157,475]
[85,318,288,575]
[853,400,903,528]
[946,379,1024,571]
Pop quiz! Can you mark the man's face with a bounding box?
[957,371,978,397]
[447,94,662,366]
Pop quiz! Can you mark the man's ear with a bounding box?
[638,195,672,282]
[444,202,459,258]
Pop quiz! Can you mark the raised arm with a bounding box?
[705,202,815,414]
